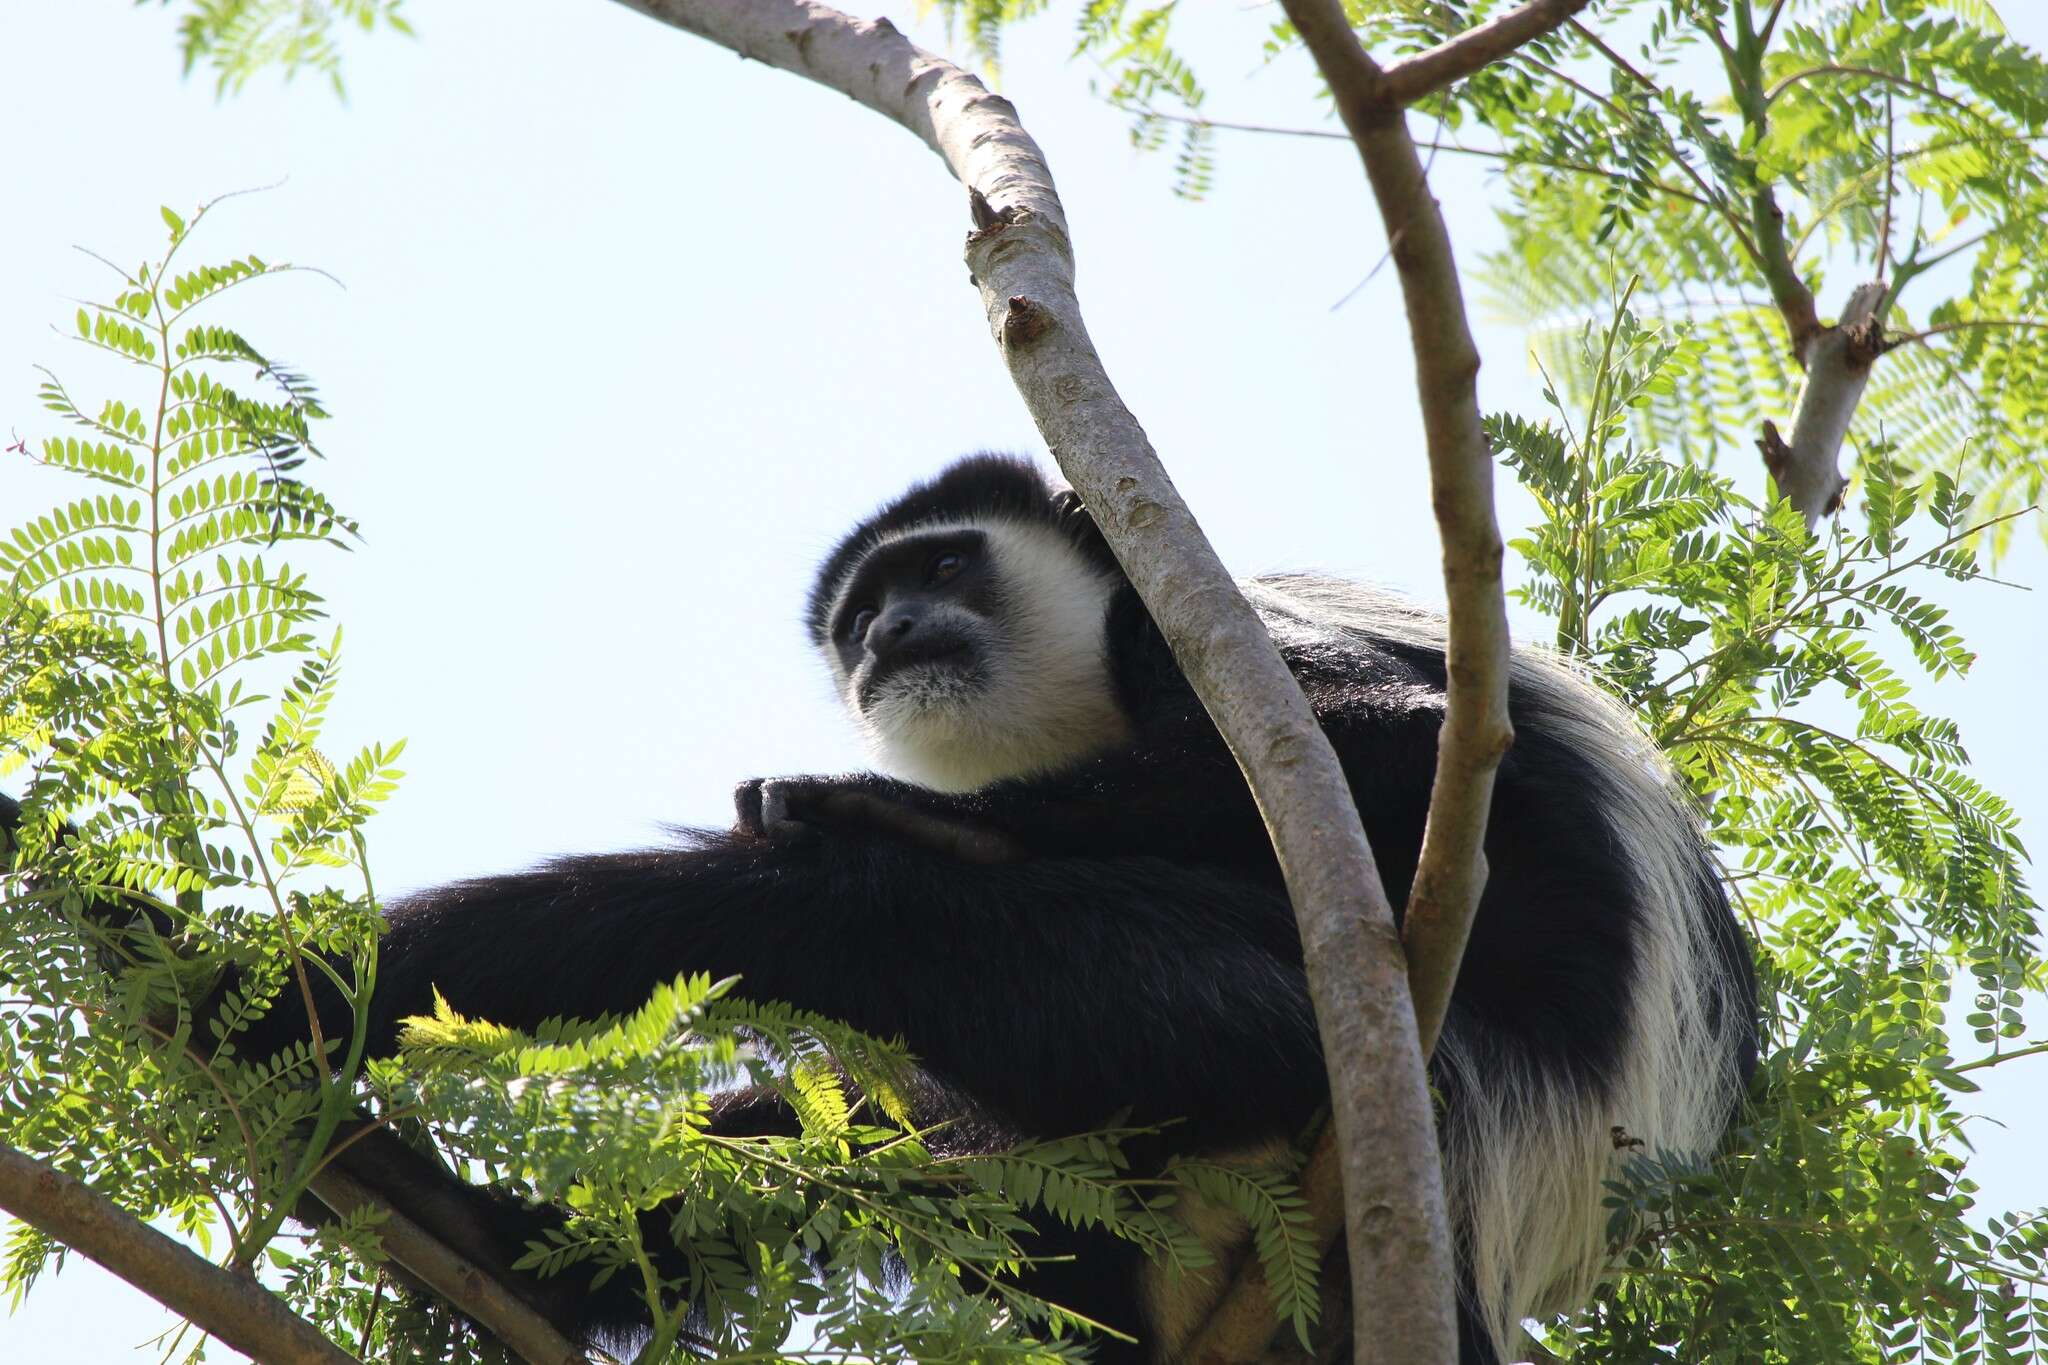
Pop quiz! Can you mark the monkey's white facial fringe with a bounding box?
[837,520,1132,793]
[1246,575,1752,1363]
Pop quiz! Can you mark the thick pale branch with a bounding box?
[0,1142,356,1365]
[606,3,1445,1363]
[1763,281,1888,527]
[1378,0,1594,105]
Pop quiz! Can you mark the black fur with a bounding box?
[13,456,1758,1363]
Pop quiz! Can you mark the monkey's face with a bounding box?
[825,525,1002,725]
[819,520,1132,792]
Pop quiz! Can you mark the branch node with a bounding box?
[995,294,1048,349]
[1756,418,1794,486]
[967,185,1002,232]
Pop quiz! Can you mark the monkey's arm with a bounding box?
[734,777,1026,863]
[735,694,1447,873]
[237,835,1323,1145]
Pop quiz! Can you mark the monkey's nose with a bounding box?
[867,608,922,661]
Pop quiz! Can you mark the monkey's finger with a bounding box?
[757,779,818,841]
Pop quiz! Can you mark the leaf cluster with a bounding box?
[1494,293,2044,1362]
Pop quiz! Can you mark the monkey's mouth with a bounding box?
[858,637,984,711]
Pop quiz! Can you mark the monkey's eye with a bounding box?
[849,607,877,641]
[927,552,965,585]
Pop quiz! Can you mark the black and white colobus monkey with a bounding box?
[49,455,1757,1362]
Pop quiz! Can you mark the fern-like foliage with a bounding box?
[385,978,1231,1362]
[146,0,413,97]
[3,205,1295,1365]
[0,200,423,1356]
[1492,294,2044,1362]
[1470,1,2048,542]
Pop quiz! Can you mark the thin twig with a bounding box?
[1764,63,1983,123]
[1134,106,1733,218]
[1884,318,2048,350]
[1879,90,1895,279]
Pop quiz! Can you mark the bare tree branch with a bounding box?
[1258,0,1529,1358]
[1703,6,1880,528]
[1190,0,1566,1344]
[1379,0,1594,105]
[0,1142,357,1365]
[307,1163,587,1365]
[605,2,1449,1361]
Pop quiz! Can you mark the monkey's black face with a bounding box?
[826,529,1002,715]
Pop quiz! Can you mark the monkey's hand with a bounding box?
[732,775,1023,864]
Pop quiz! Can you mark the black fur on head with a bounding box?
[805,454,1118,645]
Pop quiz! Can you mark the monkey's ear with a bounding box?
[1051,489,1119,570]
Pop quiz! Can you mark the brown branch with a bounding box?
[1701,9,1893,528]
[1745,170,1822,354]
[0,1142,356,1365]
[605,2,1446,1362]
[1377,0,1594,104]
[307,1164,586,1365]
[1275,0,1517,1091]
[1756,0,1791,50]
[1193,0,1542,1347]
[1263,0,1523,1361]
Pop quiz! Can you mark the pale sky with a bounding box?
[1,2,2043,1359]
